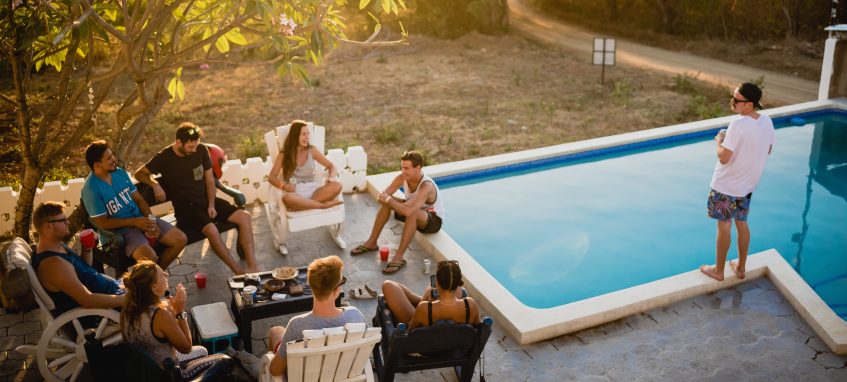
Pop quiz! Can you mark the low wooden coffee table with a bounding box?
[227,268,343,353]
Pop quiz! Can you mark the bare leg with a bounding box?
[701,219,732,281]
[382,280,421,324]
[268,326,286,352]
[131,245,159,264]
[202,223,244,275]
[312,182,342,203]
[734,220,750,277]
[282,192,339,211]
[157,228,187,269]
[228,210,258,273]
[361,203,392,249]
[388,209,428,265]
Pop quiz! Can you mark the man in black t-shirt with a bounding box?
[135,123,259,274]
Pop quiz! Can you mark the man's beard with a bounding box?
[61,233,73,243]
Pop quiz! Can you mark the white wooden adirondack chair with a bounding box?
[8,237,122,382]
[264,123,347,255]
[258,323,381,382]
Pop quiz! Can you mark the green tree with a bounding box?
[1,0,405,241]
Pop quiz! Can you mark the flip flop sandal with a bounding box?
[349,287,377,299]
[382,260,407,275]
[350,244,378,256]
[363,284,379,298]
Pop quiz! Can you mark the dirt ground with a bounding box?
[2,32,750,185]
[528,0,825,82]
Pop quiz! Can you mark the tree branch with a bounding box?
[79,0,130,43]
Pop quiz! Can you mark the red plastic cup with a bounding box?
[379,247,389,261]
[195,272,207,289]
[79,229,96,250]
[145,233,157,247]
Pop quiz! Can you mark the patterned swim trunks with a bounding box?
[707,189,752,221]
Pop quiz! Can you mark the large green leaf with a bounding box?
[225,28,247,45]
[359,0,372,9]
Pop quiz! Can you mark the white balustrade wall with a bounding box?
[0,146,367,237]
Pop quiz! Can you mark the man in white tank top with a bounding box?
[350,151,444,274]
[700,83,774,282]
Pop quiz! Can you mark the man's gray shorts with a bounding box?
[122,217,175,256]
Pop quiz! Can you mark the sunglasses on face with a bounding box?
[337,275,347,288]
[731,96,750,104]
[48,218,69,224]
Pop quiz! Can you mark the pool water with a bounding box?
[440,111,847,317]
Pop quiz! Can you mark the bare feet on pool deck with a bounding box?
[729,260,745,279]
[699,265,724,281]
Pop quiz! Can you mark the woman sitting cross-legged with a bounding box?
[268,119,343,211]
[382,260,480,330]
[120,260,224,379]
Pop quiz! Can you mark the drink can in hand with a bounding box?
[423,259,432,274]
[146,214,158,246]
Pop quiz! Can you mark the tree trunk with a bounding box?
[115,84,170,162]
[653,0,677,35]
[13,164,43,242]
[608,0,618,21]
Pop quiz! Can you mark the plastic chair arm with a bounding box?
[215,179,246,207]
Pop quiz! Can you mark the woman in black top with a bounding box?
[382,260,480,330]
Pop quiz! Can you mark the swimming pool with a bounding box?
[438,110,847,316]
[367,99,847,351]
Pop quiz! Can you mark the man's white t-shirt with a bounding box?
[710,114,775,197]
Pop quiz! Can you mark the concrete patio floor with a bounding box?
[2,193,846,381]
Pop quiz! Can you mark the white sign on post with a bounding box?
[592,37,616,84]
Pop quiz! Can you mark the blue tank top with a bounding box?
[31,245,121,315]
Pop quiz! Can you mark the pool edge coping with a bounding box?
[365,98,847,354]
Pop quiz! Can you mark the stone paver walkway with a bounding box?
[2,193,846,381]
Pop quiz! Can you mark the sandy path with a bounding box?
[508,0,818,104]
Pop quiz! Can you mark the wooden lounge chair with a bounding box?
[263,123,346,255]
[258,323,381,382]
[8,237,123,382]
[371,296,494,382]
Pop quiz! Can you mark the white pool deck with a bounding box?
[367,98,847,352]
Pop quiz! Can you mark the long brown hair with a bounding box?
[281,120,311,181]
[120,260,162,333]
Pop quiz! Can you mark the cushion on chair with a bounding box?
[284,204,344,219]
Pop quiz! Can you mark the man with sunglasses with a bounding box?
[82,140,186,269]
[135,122,259,275]
[266,255,365,377]
[701,82,774,282]
[31,201,125,317]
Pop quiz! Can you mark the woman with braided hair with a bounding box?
[381,260,480,330]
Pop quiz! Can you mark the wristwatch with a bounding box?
[175,311,189,320]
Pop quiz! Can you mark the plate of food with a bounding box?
[272,267,299,281]
[263,279,285,293]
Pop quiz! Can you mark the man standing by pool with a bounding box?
[350,151,444,274]
[700,82,774,281]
